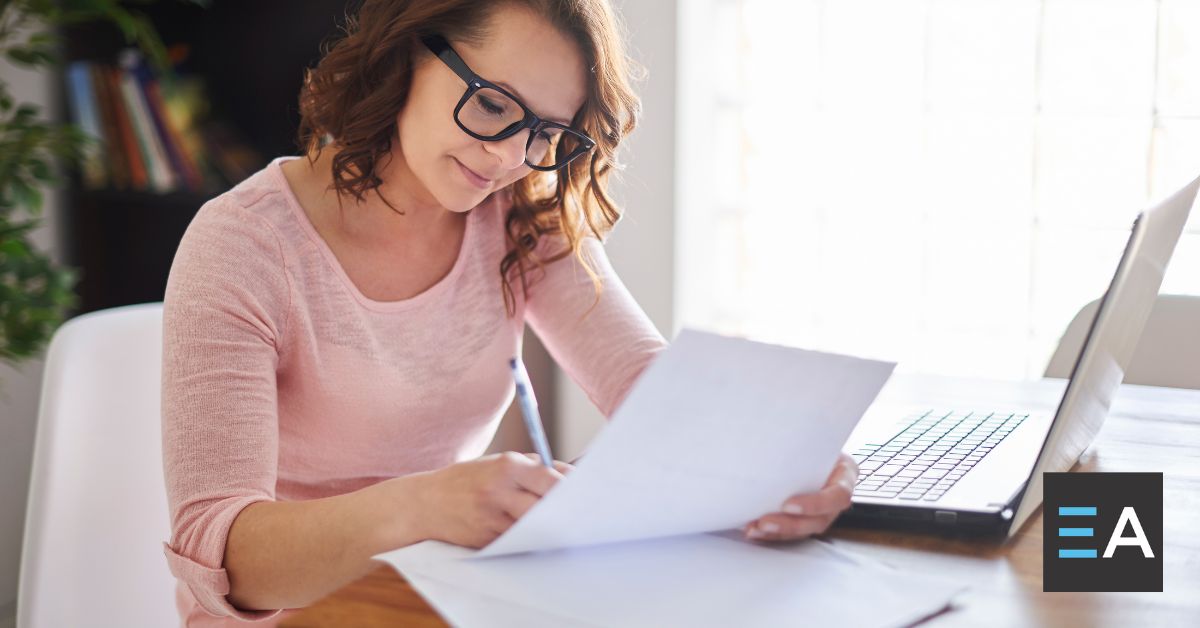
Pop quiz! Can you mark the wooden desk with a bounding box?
[281,375,1200,628]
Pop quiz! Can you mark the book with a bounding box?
[102,65,148,190]
[88,63,130,190]
[64,62,108,189]
[64,50,263,193]
[158,74,222,191]
[140,72,204,191]
[117,50,175,192]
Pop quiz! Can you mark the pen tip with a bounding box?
[509,358,517,368]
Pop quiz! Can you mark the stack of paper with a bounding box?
[375,329,968,627]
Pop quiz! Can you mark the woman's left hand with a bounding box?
[741,451,858,542]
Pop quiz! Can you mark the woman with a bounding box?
[161,0,859,625]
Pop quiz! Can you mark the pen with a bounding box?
[510,356,554,467]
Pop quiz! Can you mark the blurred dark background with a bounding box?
[61,0,353,313]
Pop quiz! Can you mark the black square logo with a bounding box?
[1042,472,1162,592]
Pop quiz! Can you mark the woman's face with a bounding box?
[397,5,589,214]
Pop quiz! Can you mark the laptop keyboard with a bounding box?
[849,410,1027,502]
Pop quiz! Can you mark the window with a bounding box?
[677,0,1200,378]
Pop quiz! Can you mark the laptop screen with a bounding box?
[1005,174,1200,538]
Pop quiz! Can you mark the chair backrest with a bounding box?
[1045,294,1200,389]
[17,302,176,628]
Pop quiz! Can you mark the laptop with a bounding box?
[835,173,1200,539]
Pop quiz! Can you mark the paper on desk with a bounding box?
[372,330,957,626]
[476,328,896,558]
[378,533,967,628]
[399,572,583,628]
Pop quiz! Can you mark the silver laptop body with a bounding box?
[837,174,1200,537]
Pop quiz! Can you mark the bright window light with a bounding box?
[677,0,1200,379]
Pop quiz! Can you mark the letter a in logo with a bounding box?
[1103,506,1154,558]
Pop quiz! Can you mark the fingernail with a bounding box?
[759,521,780,533]
[783,503,804,515]
[746,527,764,538]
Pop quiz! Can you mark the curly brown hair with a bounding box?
[296,0,646,316]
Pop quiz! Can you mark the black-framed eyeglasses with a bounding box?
[421,33,596,172]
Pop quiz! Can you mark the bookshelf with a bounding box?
[60,0,350,314]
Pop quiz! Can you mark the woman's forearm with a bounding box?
[223,471,434,611]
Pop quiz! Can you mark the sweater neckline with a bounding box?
[270,155,482,313]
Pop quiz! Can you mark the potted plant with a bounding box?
[0,0,197,388]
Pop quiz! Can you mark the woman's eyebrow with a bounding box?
[494,80,573,125]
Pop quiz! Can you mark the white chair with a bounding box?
[17,302,177,628]
[1045,294,1200,390]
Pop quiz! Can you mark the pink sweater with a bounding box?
[161,156,667,626]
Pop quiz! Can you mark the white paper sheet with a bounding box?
[370,329,961,627]
[476,328,896,557]
[379,533,967,628]
[399,572,588,628]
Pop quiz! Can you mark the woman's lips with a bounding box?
[455,159,492,189]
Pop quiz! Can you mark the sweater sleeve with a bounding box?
[160,198,291,620]
[524,235,668,419]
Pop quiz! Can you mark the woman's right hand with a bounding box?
[419,451,574,548]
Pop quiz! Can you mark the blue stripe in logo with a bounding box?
[1056,506,1098,559]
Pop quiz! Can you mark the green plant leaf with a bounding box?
[9,177,41,213]
[28,158,51,182]
[0,0,200,365]
[0,233,77,363]
[5,48,40,66]
[0,217,38,240]
[13,102,39,122]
